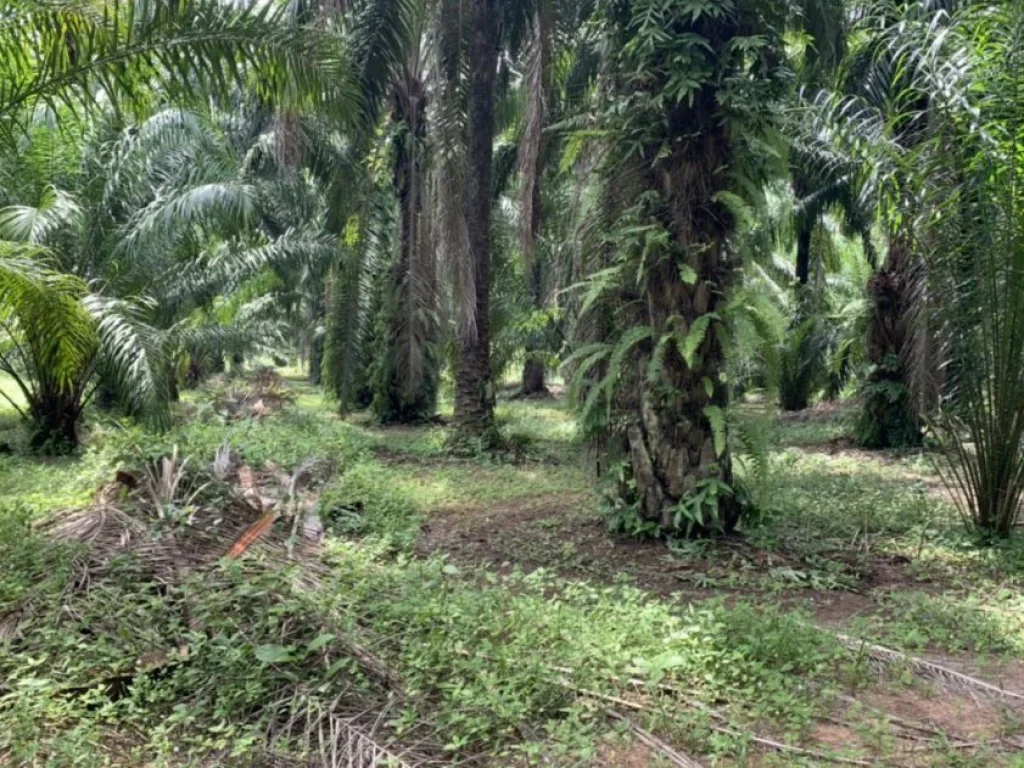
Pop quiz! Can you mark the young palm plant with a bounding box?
[0,107,331,450]
[0,245,96,451]
[921,2,1024,538]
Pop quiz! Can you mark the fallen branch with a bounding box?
[561,682,876,767]
[835,633,1024,706]
[606,711,704,768]
[712,725,875,767]
[833,693,963,742]
[898,739,993,754]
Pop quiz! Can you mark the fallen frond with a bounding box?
[835,633,1024,707]
[559,679,875,767]
[605,711,704,768]
[16,457,447,766]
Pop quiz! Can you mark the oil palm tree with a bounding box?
[0,107,333,450]
[509,0,596,396]
[905,0,1024,537]
[804,0,961,447]
[565,0,792,536]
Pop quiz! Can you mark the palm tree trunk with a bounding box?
[454,0,497,437]
[518,8,549,398]
[29,389,82,454]
[857,234,922,448]
[626,121,741,534]
[377,71,438,423]
[309,335,323,385]
[520,257,549,396]
[629,262,740,534]
[795,223,812,285]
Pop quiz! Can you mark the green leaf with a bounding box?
[307,633,335,652]
[577,265,623,320]
[703,405,726,458]
[679,313,718,369]
[325,658,351,678]
[254,644,294,664]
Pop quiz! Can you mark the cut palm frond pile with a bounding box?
[0,448,446,767]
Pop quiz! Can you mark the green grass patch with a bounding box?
[850,590,1024,657]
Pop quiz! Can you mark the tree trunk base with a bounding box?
[855,363,922,450]
[622,424,743,538]
[515,357,550,399]
[857,267,922,450]
[29,410,80,456]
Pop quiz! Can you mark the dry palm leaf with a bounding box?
[836,633,1024,706]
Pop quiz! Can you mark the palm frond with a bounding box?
[0,0,353,129]
[84,293,170,424]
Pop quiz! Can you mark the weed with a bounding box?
[850,591,1024,656]
[318,462,423,549]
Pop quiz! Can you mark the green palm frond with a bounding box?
[0,242,95,404]
[346,0,422,133]
[0,185,84,244]
[0,0,353,128]
[120,182,257,254]
[84,293,170,423]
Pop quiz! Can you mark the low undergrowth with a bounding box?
[0,524,869,765]
[2,379,1024,765]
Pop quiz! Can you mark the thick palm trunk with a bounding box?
[454,0,497,437]
[376,73,438,423]
[626,121,741,534]
[857,235,922,448]
[521,356,547,396]
[628,253,740,534]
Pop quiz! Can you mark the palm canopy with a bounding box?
[0,0,356,133]
[0,104,338,448]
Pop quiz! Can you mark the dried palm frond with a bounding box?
[835,633,1024,707]
[211,441,240,481]
[265,693,446,768]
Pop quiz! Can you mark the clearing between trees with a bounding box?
[2,369,1023,767]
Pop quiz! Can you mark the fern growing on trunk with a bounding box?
[566,0,790,537]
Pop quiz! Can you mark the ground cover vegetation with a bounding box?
[3,0,1024,765]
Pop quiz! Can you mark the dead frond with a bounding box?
[835,633,1024,706]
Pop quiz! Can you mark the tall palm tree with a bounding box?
[451,0,499,438]
[374,7,441,423]
[818,0,960,448]
[511,0,596,396]
[566,0,791,536]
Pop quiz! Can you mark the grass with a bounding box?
[2,375,1023,766]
